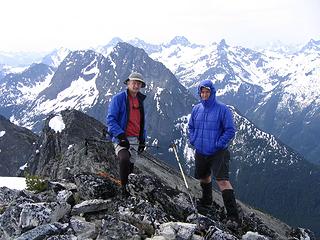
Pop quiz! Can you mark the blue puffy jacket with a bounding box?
[188,80,235,156]
[106,90,146,143]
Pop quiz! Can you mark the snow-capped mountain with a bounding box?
[254,40,302,54]
[95,37,123,57]
[41,47,71,68]
[128,38,162,54]
[96,36,171,57]
[150,37,320,165]
[0,64,28,79]
[96,36,202,58]
[299,39,320,53]
[4,42,196,163]
[0,63,55,121]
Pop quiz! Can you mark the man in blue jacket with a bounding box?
[107,72,146,197]
[188,79,239,223]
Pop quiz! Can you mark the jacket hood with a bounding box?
[198,80,216,107]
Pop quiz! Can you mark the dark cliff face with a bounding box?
[0,115,38,176]
[3,109,312,240]
[27,109,118,180]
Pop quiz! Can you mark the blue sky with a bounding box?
[0,0,319,52]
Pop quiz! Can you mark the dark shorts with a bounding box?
[194,149,230,181]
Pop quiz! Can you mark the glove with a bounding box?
[117,133,130,149]
[138,142,146,154]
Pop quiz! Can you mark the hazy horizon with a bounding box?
[0,0,319,52]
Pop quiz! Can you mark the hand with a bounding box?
[138,142,146,154]
[117,134,130,149]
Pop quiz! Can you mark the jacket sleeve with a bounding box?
[106,96,124,138]
[188,108,196,146]
[216,106,235,148]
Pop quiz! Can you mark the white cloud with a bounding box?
[0,0,319,51]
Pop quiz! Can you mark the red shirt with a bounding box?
[126,94,141,137]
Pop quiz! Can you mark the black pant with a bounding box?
[194,149,230,180]
[118,149,134,186]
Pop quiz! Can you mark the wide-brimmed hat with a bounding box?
[124,72,146,88]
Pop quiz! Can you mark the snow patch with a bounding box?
[242,231,269,240]
[0,177,26,190]
[20,163,28,170]
[0,131,5,137]
[49,114,65,133]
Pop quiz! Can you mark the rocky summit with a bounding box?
[0,109,315,240]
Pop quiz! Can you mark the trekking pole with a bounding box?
[170,143,197,212]
[85,138,162,155]
[85,138,160,148]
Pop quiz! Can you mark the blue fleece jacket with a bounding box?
[106,90,146,143]
[188,80,235,156]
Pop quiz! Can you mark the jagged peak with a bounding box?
[64,49,104,61]
[111,41,148,57]
[50,47,71,54]
[167,36,191,47]
[299,38,320,52]
[308,38,320,45]
[218,39,229,49]
[107,37,123,46]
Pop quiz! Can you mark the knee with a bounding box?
[217,180,232,191]
[200,176,211,184]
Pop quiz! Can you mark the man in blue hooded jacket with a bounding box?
[107,72,146,197]
[188,79,239,222]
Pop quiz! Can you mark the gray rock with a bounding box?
[47,235,78,240]
[96,215,142,240]
[49,181,77,192]
[127,173,194,220]
[19,202,71,230]
[205,226,238,240]
[71,199,111,215]
[70,216,97,239]
[0,187,18,206]
[155,222,198,240]
[74,173,117,200]
[57,190,75,205]
[16,222,68,240]
[0,201,25,237]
